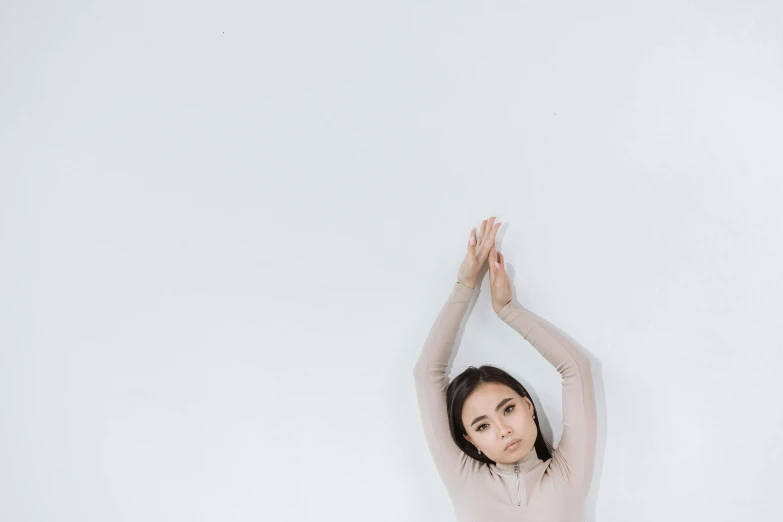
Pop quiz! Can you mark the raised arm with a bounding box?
[412,280,479,498]
[496,300,597,495]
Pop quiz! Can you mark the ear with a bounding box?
[463,433,474,446]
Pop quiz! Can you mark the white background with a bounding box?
[2,1,783,521]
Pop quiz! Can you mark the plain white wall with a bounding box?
[2,1,783,521]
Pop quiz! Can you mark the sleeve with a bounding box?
[412,280,480,498]
[497,300,597,496]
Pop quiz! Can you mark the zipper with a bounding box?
[514,463,520,506]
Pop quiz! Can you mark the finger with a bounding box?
[488,243,497,274]
[481,221,502,257]
[478,218,488,244]
[491,220,502,242]
[484,216,497,243]
[467,227,477,254]
[497,252,505,272]
[480,218,499,253]
[492,252,503,273]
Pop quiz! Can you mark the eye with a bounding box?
[475,405,515,432]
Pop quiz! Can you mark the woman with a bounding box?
[412,216,597,521]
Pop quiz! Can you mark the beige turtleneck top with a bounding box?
[412,281,597,521]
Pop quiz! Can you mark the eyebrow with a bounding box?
[470,398,514,427]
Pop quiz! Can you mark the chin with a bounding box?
[509,443,531,456]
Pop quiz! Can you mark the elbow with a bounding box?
[559,351,593,381]
[412,360,424,380]
[572,351,592,371]
[412,359,430,383]
[568,345,593,372]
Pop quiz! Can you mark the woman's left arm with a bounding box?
[497,301,597,496]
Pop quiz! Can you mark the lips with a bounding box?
[504,439,521,451]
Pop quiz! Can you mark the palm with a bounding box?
[457,217,502,287]
[488,244,513,313]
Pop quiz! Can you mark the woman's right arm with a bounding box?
[412,280,478,498]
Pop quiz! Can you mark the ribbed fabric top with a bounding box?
[412,281,597,521]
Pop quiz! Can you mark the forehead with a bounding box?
[462,382,521,414]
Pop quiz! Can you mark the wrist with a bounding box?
[493,299,512,315]
[457,279,476,289]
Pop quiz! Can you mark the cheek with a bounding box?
[527,417,539,435]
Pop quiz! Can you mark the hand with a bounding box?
[488,242,513,314]
[456,216,502,289]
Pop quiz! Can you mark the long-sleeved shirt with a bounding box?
[412,281,597,521]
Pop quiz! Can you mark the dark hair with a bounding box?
[446,365,553,465]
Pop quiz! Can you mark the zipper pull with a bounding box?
[514,463,520,506]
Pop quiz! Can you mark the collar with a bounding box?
[491,446,542,474]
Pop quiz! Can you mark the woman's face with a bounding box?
[461,382,537,464]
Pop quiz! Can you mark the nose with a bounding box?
[498,420,513,437]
